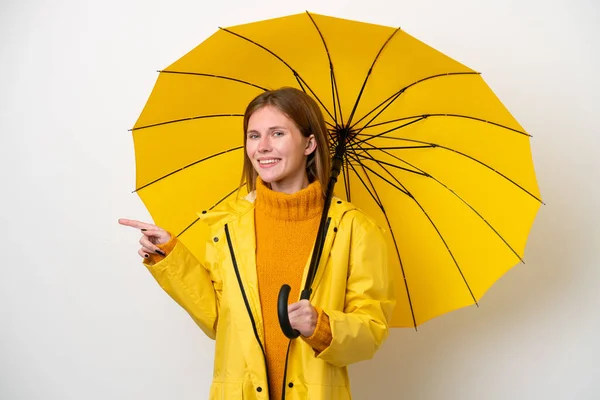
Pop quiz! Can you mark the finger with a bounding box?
[141,245,157,255]
[298,299,312,307]
[288,302,303,313]
[140,228,166,237]
[141,229,170,243]
[137,248,150,259]
[288,308,310,322]
[139,236,166,255]
[141,230,171,246]
[288,300,312,312]
[118,218,157,230]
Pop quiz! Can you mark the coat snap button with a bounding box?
[213,237,219,242]
[333,227,338,232]
[337,200,342,204]
[201,210,207,214]
[256,387,263,392]
[288,382,294,388]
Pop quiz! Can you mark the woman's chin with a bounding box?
[256,173,279,185]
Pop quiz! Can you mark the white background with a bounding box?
[1,0,598,399]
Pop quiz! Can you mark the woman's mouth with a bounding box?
[258,158,281,168]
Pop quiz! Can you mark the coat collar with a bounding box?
[196,192,357,230]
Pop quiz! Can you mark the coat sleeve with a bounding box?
[144,238,221,340]
[316,213,396,367]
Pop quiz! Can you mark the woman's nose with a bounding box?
[258,136,271,152]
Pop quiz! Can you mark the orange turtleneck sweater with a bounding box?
[254,177,332,399]
[147,178,333,399]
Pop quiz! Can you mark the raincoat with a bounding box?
[146,194,396,399]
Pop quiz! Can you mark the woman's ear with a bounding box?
[305,135,317,156]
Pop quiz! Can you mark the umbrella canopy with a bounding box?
[131,12,542,328]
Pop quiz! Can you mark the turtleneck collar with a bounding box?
[255,177,324,221]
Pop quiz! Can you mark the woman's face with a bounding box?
[246,106,316,194]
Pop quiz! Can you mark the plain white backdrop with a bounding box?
[1,0,598,399]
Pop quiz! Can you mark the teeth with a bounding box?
[259,159,279,165]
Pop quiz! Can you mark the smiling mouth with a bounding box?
[258,159,281,165]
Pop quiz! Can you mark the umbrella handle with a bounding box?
[278,284,300,339]
[278,284,312,339]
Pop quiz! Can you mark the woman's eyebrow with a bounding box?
[246,126,288,134]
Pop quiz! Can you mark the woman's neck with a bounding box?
[267,175,310,195]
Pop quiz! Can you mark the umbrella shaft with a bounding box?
[302,136,347,294]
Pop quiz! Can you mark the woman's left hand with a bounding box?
[288,299,318,337]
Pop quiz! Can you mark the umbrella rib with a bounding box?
[343,152,410,196]
[332,70,340,125]
[159,70,270,91]
[355,134,543,203]
[346,27,401,128]
[134,146,244,192]
[345,149,419,328]
[345,148,479,307]
[353,116,427,145]
[219,27,336,122]
[345,146,409,197]
[356,145,434,150]
[358,113,531,137]
[346,134,429,177]
[132,114,244,131]
[345,153,382,208]
[351,89,404,134]
[306,11,342,126]
[358,115,422,130]
[353,149,525,262]
[177,184,245,237]
[325,121,337,130]
[327,135,336,150]
[349,71,480,132]
[352,154,429,176]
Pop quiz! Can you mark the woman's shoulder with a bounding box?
[331,197,383,233]
[195,194,255,228]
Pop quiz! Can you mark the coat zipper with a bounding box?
[225,224,270,396]
[282,217,332,400]
[281,340,292,400]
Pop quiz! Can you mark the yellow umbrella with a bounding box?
[131,12,542,329]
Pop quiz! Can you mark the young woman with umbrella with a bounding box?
[120,87,396,400]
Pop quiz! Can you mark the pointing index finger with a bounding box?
[118,218,155,230]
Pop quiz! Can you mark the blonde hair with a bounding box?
[242,87,331,196]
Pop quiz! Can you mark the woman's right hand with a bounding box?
[118,218,171,259]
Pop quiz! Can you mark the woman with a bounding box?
[120,87,396,399]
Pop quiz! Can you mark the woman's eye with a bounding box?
[248,133,259,139]
[273,131,284,137]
